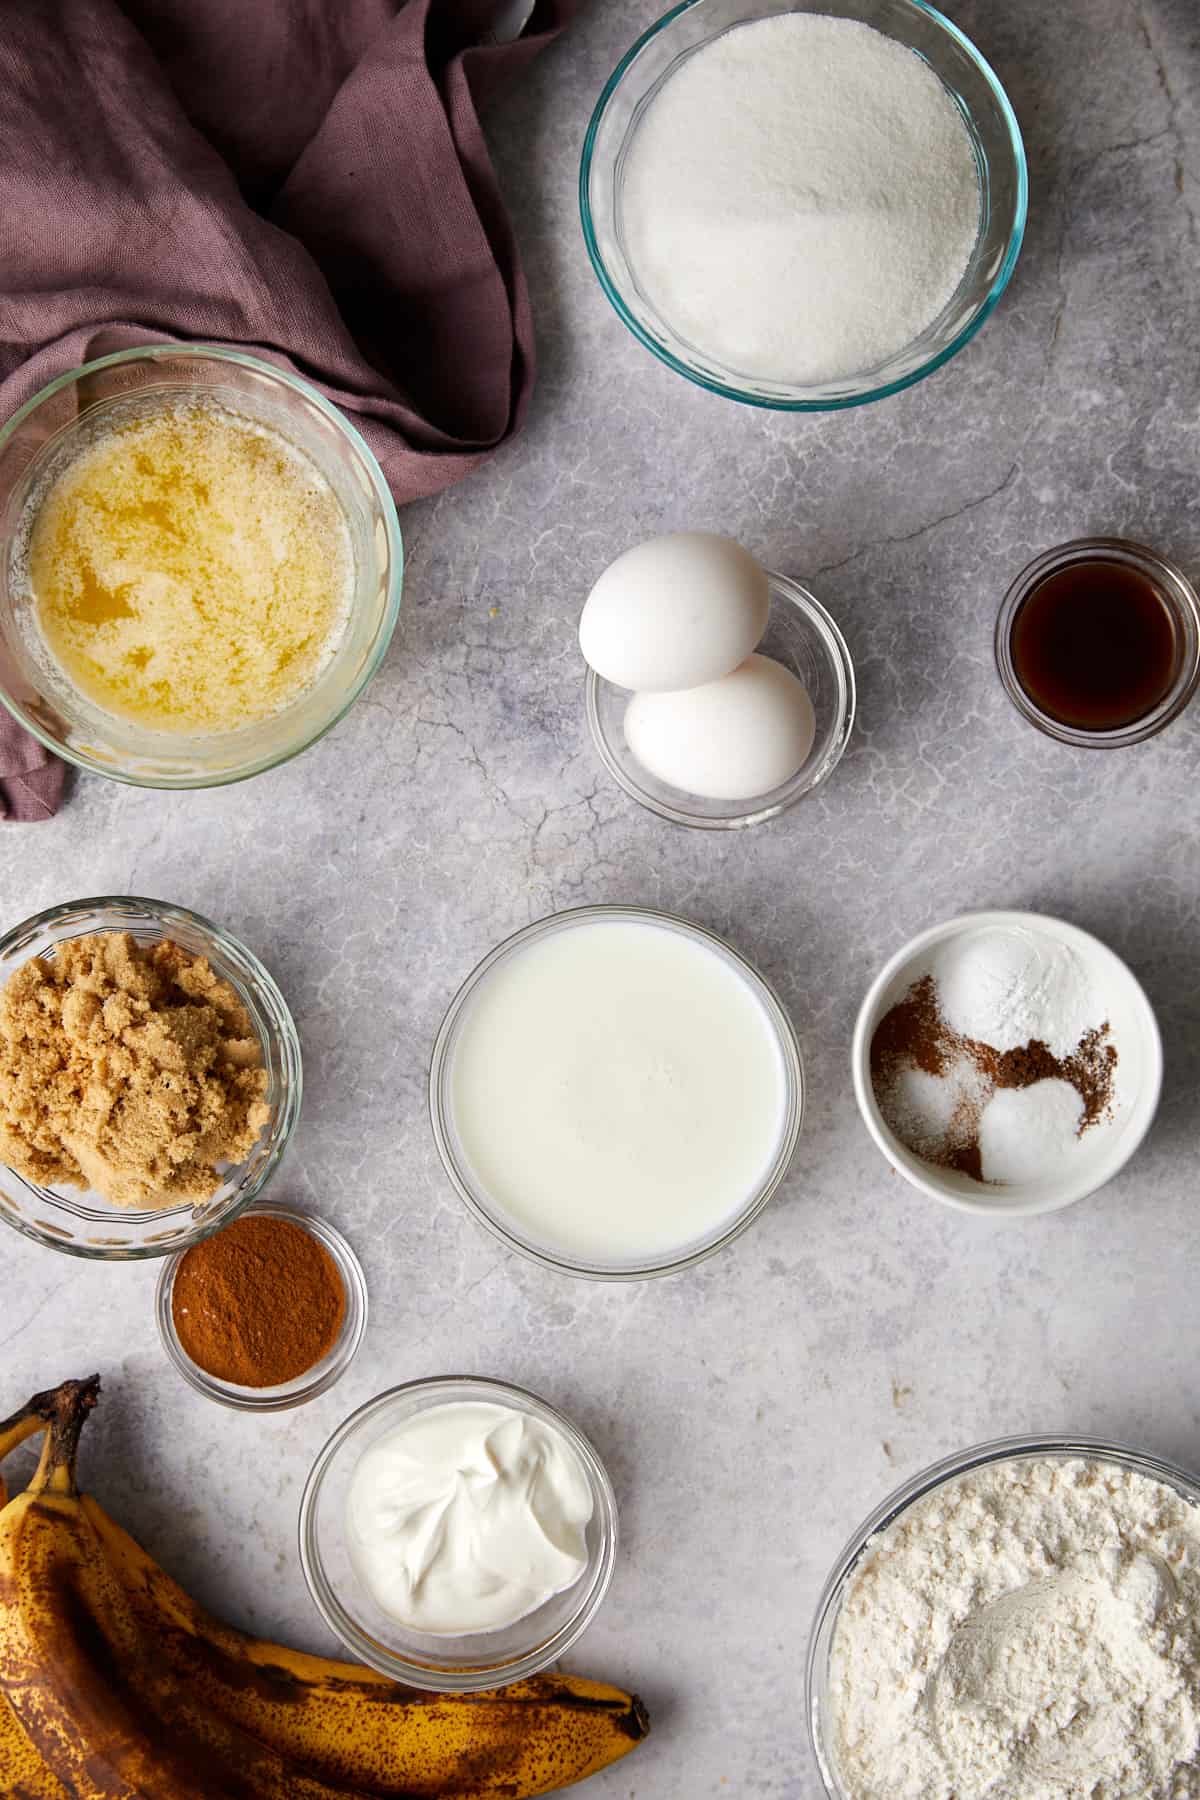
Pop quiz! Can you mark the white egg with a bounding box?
[624,653,816,801]
[579,531,769,691]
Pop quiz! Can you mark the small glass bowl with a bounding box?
[806,1434,1200,1797]
[0,896,302,1258]
[429,904,804,1278]
[995,536,1200,747]
[586,571,855,828]
[0,345,403,788]
[298,1376,618,1691]
[155,1203,367,1411]
[580,0,1027,410]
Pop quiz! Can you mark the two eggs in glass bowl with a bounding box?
[582,529,855,828]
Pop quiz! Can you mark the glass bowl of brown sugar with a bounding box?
[155,1203,368,1411]
[0,895,302,1259]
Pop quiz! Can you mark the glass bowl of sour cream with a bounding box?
[0,345,402,788]
[298,1376,619,1692]
[429,905,804,1278]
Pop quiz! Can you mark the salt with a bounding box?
[877,1059,988,1164]
[620,14,980,384]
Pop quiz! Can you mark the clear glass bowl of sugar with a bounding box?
[580,0,1027,410]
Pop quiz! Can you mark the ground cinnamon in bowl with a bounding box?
[171,1211,347,1388]
[870,972,1117,1183]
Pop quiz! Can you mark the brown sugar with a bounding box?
[0,932,269,1208]
[171,1213,346,1387]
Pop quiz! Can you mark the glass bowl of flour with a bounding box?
[580,0,1026,410]
[807,1436,1200,1800]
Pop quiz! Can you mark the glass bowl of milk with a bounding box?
[429,905,804,1278]
[299,1375,618,1691]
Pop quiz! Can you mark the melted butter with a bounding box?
[29,402,353,734]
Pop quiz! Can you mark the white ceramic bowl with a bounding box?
[851,910,1162,1215]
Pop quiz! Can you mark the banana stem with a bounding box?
[0,1406,50,1467]
[2,1376,102,1496]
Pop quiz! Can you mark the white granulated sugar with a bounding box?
[978,1078,1085,1183]
[932,926,1101,1059]
[878,1058,988,1163]
[620,14,980,383]
[829,1456,1200,1799]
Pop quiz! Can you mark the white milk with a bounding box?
[447,916,791,1266]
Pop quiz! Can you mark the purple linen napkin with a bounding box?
[0,712,65,822]
[0,0,575,815]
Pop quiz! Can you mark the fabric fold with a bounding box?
[0,0,575,818]
[0,713,66,822]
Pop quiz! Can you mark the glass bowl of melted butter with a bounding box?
[0,345,402,788]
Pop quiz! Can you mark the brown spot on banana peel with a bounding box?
[13,1576,378,1800]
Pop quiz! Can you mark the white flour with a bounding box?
[829,1456,1200,1798]
[620,14,979,383]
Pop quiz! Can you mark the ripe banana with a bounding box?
[0,1388,72,1800]
[0,1377,649,1799]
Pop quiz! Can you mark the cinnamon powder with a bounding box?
[871,973,1117,1183]
[171,1213,346,1387]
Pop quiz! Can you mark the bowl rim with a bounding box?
[804,1431,1200,1799]
[579,0,1029,411]
[0,894,303,1258]
[850,908,1163,1216]
[585,569,856,828]
[297,1374,619,1691]
[428,902,805,1279]
[155,1202,368,1411]
[0,342,404,789]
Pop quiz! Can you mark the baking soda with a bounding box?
[933,926,1098,1061]
[620,14,979,383]
[978,1079,1086,1183]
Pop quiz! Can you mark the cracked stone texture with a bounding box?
[2,0,1199,1792]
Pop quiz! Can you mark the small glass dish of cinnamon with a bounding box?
[154,1202,367,1411]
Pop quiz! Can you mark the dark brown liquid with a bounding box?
[1010,559,1179,730]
